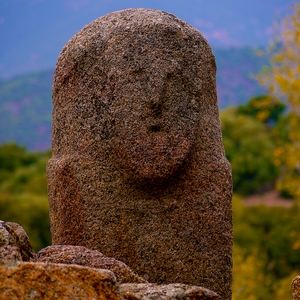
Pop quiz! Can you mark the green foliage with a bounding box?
[233,195,300,299]
[0,143,38,181]
[233,244,268,300]
[236,95,286,126]
[0,193,50,251]
[235,203,300,279]
[221,107,279,195]
[0,143,51,251]
[257,3,300,201]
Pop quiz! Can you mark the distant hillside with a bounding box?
[0,47,268,150]
[0,71,53,150]
[215,47,267,108]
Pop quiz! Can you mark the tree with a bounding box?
[0,144,51,250]
[236,95,286,127]
[257,3,300,200]
[0,143,38,181]
[221,108,278,195]
[233,194,300,299]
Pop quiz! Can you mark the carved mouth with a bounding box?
[148,120,164,133]
[149,124,161,133]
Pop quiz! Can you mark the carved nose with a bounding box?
[149,98,163,117]
[148,78,166,117]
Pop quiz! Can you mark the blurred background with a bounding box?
[0,1,299,299]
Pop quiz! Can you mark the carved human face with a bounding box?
[107,38,201,181]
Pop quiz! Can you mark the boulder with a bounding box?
[0,222,221,299]
[34,245,147,283]
[292,276,300,300]
[0,220,35,262]
[0,261,122,300]
[120,283,221,300]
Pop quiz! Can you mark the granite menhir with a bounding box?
[47,8,233,300]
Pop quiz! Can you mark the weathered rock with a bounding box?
[0,261,122,300]
[120,283,221,300]
[292,276,300,300]
[48,8,232,299]
[34,245,147,283]
[0,220,35,262]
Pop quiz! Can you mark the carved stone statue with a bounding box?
[47,9,232,299]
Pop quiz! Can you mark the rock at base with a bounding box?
[292,276,300,300]
[0,220,35,262]
[120,283,221,300]
[34,245,147,283]
[0,261,122,300]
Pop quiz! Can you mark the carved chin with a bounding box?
[115,131,192,181]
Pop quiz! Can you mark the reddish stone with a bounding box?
[34,245,147,283]
[120,283,221,300]
[0,220,35,262]
[48,9,232,299]
[0,261,122,300]
[292,276,300,300]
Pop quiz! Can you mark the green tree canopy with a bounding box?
[221,108,278,195]
[257,3,300,200]
[0,144,51,250]
[236,95,286,127]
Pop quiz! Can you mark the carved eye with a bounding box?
[133,67,144,75]
[166,73,172,80]
[149,101,163,117]
[149,124,161,132]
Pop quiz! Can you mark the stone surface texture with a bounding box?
[48,8,232,299]
[0,220,35,262]
[0,261,122,300]
[120,283,221,300]
[292,276,300,300]
[34,244,147,283]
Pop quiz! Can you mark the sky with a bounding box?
[0,0,298,78]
